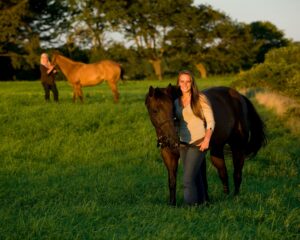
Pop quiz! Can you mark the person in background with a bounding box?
[174,70,215,206]
[40,53,58,102]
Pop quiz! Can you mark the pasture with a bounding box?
[0,78,299,239]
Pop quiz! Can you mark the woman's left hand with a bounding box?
[197,128,213,152]
[197,138,210,152]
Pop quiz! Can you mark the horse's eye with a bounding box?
[152,109,159,114]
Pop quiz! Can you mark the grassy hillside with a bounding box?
[0,78,299,239]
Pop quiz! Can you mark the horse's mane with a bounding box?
[54,53,84,65]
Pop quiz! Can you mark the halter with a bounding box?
[156,117,179,149]
[157,118,174,129]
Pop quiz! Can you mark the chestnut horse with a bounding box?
[52,53,123,102]
[145,84,267,205]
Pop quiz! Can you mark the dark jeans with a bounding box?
[180,145,209,205]
[42,82,59,102]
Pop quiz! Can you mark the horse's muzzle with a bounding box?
[157,135,180,150]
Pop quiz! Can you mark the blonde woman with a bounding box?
[40,53,58,102]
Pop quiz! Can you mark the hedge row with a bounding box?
[233,44,300,98]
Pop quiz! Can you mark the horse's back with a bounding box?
[95,60,121,72]
[78,60,121,86]
[96,60,121,80]
[202,87,247,146]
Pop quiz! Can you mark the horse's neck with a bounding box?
[56,55,78,75]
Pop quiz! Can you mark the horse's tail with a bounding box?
[120,65,125,82]
[243,96,267,157]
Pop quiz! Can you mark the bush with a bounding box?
[232,44,300,97]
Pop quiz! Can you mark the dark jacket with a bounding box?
[40,64,56,85]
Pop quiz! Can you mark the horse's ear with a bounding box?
[165,84,173,96]
[148,86,154,97]
[51,50,61,59]
[52,50,60,55]
[166,84,180,100]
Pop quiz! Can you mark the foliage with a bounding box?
[0,0,36,69]
[166,4,232,73]
[105,44,153,80]
[249,21,290,63]
[66,0,127,50]
[203,22,259,74]
[233,45,300,97]
[0,0,69,80]
[0,1,291,80]
[0,79,299,239]
[118,0,195,80]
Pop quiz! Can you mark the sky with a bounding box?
[194,0,300,42]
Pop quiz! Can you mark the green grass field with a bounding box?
[0,78,299,239]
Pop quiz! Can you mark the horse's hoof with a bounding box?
[234,190,240,196]
[223,187,229,194]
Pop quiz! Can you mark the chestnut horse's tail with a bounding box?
[243,96,267,157]
[120,65,125,81]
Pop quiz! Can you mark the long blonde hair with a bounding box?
[40,53,51,67]
[177,70,204,120]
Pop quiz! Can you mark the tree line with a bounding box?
[0,0,291,80]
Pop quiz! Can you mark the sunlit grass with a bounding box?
[0,78,299,239]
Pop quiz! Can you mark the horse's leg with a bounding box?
[161,148,179,206]
[73,83,83,103]
[210,146,229,194]
[107,81,119,103]
[72,85,77,102]
[231,146,245,195]
[78,87,83,103]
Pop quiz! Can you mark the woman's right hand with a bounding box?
[47,64,56,74]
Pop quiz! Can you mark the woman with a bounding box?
[40,53,59,102]
[174,70,215,205]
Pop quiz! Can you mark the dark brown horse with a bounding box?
[145,84,267,205]
[52,53,123,103]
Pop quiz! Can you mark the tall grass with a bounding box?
[0,78,299,239]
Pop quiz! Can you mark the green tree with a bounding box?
[203,22,260,74]
[107,43,150,80]
[120,0,194,80]
[166,4,234,76]
[0,0,34,69]
[249,21,290,63]
[66,0,127,61]
[166,6,290,76]
[0,0,69,79]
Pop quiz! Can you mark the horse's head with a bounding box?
[50,51,62,67]
[145,84,180,151]
[50,52,57,66]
